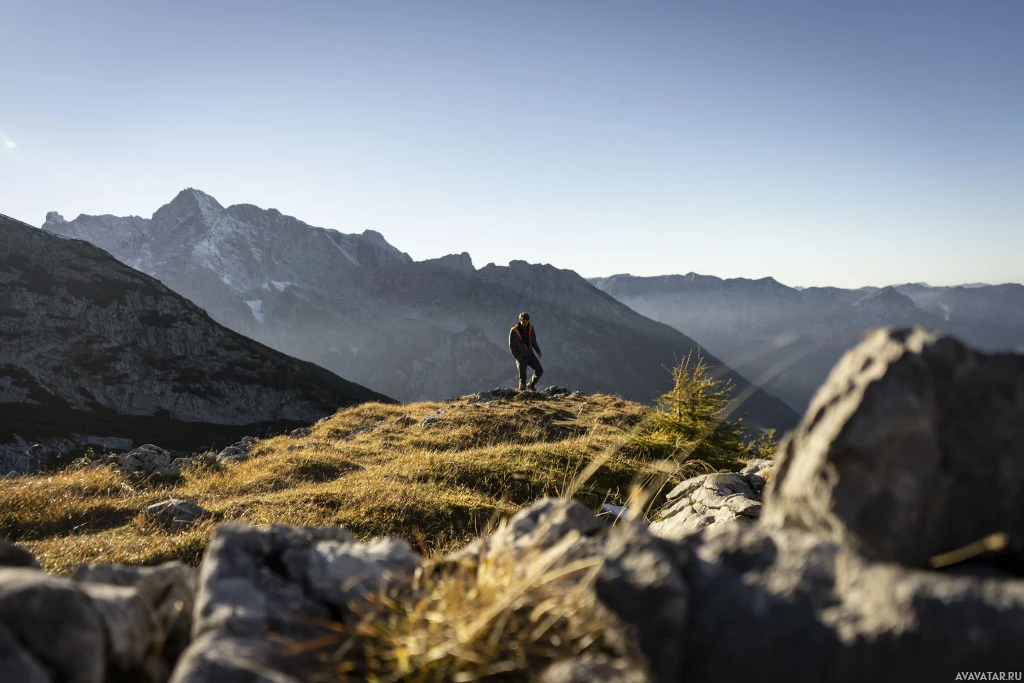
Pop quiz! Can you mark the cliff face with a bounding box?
[0,212,390,471]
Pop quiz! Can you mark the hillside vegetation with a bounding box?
[1,392,669,574]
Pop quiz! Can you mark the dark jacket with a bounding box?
[509,323,541,360]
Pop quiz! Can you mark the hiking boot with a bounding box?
[517,382,526,392]
[527,378,538,391]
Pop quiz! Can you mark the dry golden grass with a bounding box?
[329,525,623,682]
[1,393,658,574]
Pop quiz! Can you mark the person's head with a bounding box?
[519,312,530,326]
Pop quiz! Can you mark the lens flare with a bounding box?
[0,129,16,150]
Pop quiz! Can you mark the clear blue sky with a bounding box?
[2,1,1022,288]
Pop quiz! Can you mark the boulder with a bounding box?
[132,444,173,470]
[595,522,688,682]
[0,563,196,683]
[73,561,198,677]
[764,327,1024,568]
[678,524,1024,682]
[170,523,420,682]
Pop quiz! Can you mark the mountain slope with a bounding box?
[0,212,390,472]
[590,273,1024,411]
[42,190,799,434]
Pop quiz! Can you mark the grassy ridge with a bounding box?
[0,393,657,574]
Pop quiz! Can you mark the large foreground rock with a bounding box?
[170,523,421,682]
[679,524,1024,682]
[764,327,1024,567]
[0,560,197,683]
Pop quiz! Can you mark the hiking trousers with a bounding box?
[516,354,543,388]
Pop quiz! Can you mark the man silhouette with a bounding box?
[509,311,543,391]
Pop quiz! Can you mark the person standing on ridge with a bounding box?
[509,311,543,391]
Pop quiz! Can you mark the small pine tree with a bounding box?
[630,352,770,472]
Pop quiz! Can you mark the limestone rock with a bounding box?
[171,523,420,682]
[216,436,257,465]
[419,410,445,427]
[0,563,195,683]
[595,522,687,682]
[764,327,1024,567]
[678,524,1024,682]
[650,468,770,541]
[148,499,210,530]
[73,561,198,678]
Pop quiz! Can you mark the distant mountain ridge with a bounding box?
[42,190,799,434]
[590,273,1024,411]
[0,212,390,472]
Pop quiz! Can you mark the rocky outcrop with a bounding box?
[0,212,390,472]
[680,524,1024,682]
[466,385,579,404]
[764,327,1024,568]
[649,460,773,541]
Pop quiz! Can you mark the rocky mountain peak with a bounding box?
[855,286,917,311]
[44,211,65,224]
[168,187,223,213]
[423,252,475,274]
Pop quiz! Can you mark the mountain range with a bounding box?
[0,212,389,472]
[589,273,1024,411]
[40,189,798,433]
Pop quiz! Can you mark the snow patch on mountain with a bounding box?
[245,299,264,323]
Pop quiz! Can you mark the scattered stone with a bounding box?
[341,420,385,443]
[170,457,194,470]
[764,327,1024,567]
[420,410,445,427]
[289,426,311,439]
[393,414,417,426]
[286,441,322,453]
[215,436,257,466]
[148,465,183,485]
[147,499,210,530]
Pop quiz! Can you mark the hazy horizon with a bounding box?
[3,1,1022,289]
